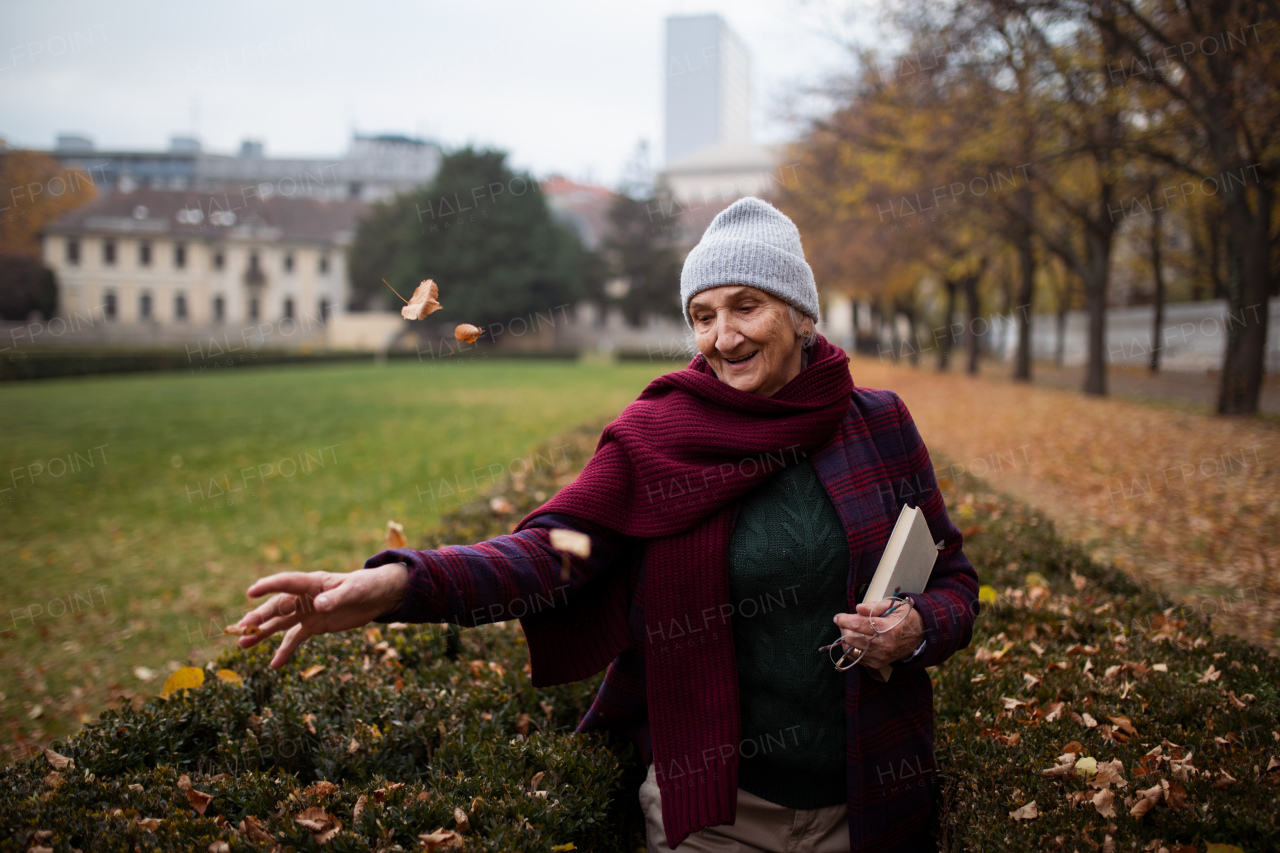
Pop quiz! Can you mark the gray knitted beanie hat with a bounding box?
[680,196,819,328]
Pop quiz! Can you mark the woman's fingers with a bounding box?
[246,571,330,601]
[271,623,310,669]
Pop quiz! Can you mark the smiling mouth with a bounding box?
[725,351,758,365]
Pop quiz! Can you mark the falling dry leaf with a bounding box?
[386,520,408,549]
[160,666,205,699]
[185,787,213,815]
[489,496,514,514]
[454,324,483,343]
[1008,801,1038,821]
[549,528,591,558]
[300,664,326,680]
[401,279,442,320]
[221,624,259,636]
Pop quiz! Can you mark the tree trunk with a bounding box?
[1013,231,1035,381]
[900,301,919,367]
[938,278,957,371]
[1216,187,1273,414]
[1055,307,1067,367]
[1149,210,1165,373]
[962,273,981,376]
[1082,229,1111,397]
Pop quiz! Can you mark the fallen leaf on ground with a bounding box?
[215,669,243,685]
[386,520,408,548]
[400,280,442,320]
[1109,715,1137,736]
[160,666,205,698]
[516,713,531,736]
[238,815,273,844]
[295,807,341,843]
[1092,788,1116,818]
[138,817,162,831]
[1081,712,1098,728]
[44,749,73,771]
[304,713,317,734]
[305,780,339,798]
[300,664,326,680]
[185,787,213,815]
[1009,801,1038,821]
[1198,664,1222,683]
[454,805,470,833]
[419,829,465,850]
[352,794,367,823]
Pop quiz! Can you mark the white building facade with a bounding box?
[42,188,366,345]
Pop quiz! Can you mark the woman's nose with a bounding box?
[713,313,744,352]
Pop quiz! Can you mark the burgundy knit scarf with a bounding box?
[517,334,854,847]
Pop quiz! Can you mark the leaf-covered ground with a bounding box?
[849,354,1280,650]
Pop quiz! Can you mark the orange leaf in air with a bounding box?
[386,520,408,549]
[454,324,482,343]
[401,280,443,320]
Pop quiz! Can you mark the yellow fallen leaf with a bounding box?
[978,585,998,604]
[160,666,205,698]
[216,669,243,685]
[552,845,577,852]
[386,520,408,549]
[1075,756,1098,778]
[400,279,442,320]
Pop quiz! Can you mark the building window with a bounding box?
[174,293,188,320]
[213,295,225,323]
[140,292,152,320]
[139,242,152,266]
[284,253,294,272]
[213,250,224,271]
[283,297,294,320]
[104,290,117,319]
[319,254,329,274]
[248,297,260,321]
[66,239,80,265]
[174,243,186,269]
[103,240,116,265]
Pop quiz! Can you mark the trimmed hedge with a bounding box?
[2,420,1277,851]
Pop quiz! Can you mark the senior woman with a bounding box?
[235,197,979,852]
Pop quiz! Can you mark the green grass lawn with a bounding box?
[0,358,671,759]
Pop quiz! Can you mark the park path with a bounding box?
[848,354,1280,650]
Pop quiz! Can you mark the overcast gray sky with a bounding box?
[0,0,874,187]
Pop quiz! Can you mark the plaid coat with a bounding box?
[367,386,979,851]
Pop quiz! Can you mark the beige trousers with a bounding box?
[639,763,851,852]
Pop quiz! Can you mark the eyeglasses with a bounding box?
[818,596,915,671]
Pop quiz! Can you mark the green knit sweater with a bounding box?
[728,458,848,809]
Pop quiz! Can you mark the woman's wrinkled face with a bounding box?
[689,285,804,397]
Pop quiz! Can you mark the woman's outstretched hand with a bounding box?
[233,563,409,669]
[832,598,925,671]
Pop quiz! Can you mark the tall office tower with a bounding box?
[664,14,751,164]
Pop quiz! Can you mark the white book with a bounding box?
[862,504,941,681]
